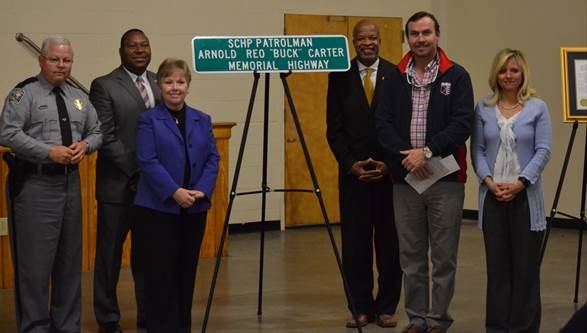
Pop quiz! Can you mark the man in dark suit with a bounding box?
[326,20,402,329]
[90,29,162,333]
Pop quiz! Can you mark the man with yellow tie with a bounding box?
[326,20,402,329]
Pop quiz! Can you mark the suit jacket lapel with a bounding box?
[115,66,147,109]
[155,106,183,142]
[351,58,372,110]
[147,71,162,105]
[185,107,201,141]
[371,60,387,110]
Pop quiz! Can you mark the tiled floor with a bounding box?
[0,221,585,332]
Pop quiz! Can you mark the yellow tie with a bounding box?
[363,67,374,106]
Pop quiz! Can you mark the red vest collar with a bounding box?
[397,47,453,74]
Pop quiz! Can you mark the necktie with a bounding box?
[53,87,72,146]
[136,76,151,109]
[363,67,374,106]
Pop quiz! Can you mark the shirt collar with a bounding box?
[407,52,439,74]
[37,74,69,97]
[357,58,379,72]
[407,52,440,86]
[122,66,148,83]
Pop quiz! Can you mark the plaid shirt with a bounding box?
[407,53,439,148]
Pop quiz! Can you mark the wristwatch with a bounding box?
[423,146,433,160]
[518,176,530,188]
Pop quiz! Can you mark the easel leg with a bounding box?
[540,121,578,264]
[258,73,270,315]
[280,72,363,333]
[573,124,587,303]
[539,120,586,303]
[575,227,584,303]
[201,73,261,333]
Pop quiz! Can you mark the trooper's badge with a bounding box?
[73,99,83,111]
[440,82,452,96]
[8,88,25,104]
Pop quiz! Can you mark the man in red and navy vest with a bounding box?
[376,11,474,333]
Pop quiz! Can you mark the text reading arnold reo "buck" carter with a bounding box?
[192,36,350,73]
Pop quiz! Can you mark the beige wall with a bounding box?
[1,0,586,223]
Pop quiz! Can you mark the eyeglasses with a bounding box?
[41,55,73,65]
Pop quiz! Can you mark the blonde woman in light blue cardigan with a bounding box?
[471,48,551,333]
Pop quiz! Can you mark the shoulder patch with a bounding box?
[8,88,25,104]
[15,77,38,89]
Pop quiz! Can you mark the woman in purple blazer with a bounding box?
[134,58,219,333]
[471,49,551,333]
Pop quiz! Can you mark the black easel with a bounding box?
[200,72,364,333]
[540,120,586,303]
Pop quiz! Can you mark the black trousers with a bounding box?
[339,175,402,316]
[94,202,145,329]
[134,207,207,333]
[483,191,543,333]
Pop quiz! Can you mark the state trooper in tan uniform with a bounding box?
[0,36,101,333]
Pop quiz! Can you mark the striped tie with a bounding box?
[136,76,151,109]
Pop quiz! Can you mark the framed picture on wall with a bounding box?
[561,47,587,122]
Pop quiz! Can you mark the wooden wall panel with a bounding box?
[0,122,234,289]
[200,124,232,258]
[79,156,91,271]
[0,159,11,289]
[283,14,403,227]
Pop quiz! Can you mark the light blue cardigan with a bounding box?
[471,97,552,231]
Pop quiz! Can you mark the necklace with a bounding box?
[498,101,520,111]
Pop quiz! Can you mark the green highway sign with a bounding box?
[192,35,350,73]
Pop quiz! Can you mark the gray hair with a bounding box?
[40,36,72,55]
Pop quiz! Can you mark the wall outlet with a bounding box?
[0,217,8,236]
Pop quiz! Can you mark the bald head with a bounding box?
[353,20,380,39]
[352,20,381,66]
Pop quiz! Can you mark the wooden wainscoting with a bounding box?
[0,122,235,289]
